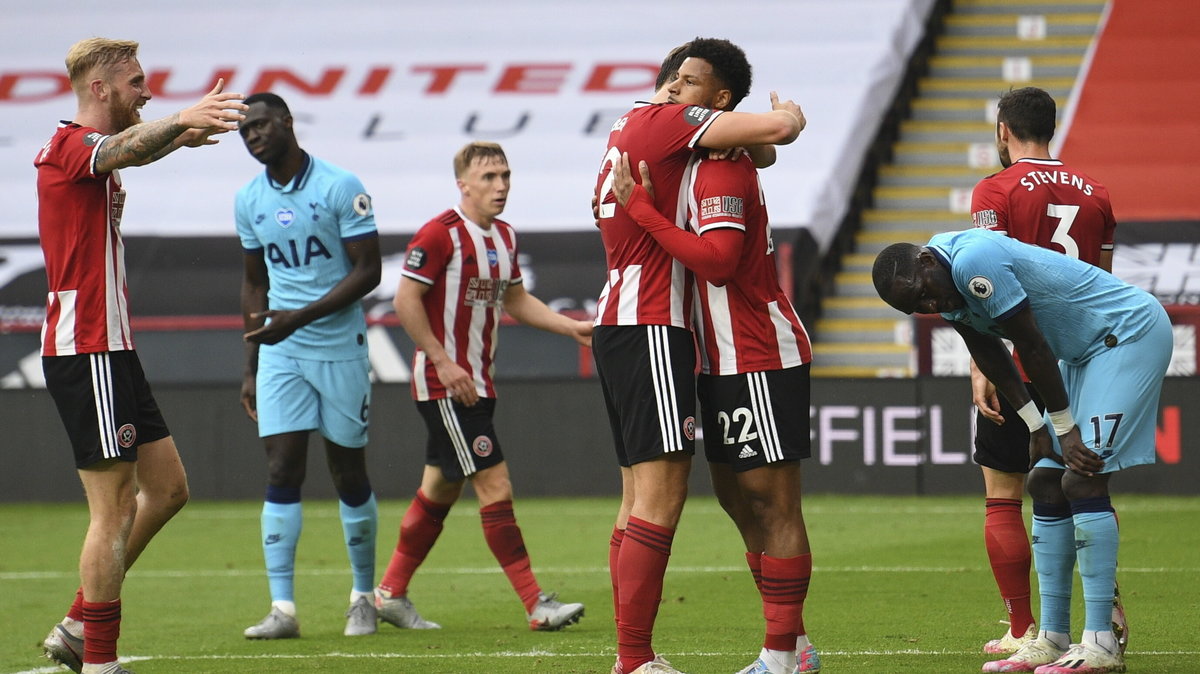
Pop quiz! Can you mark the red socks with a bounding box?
[985,498,1034,636]
[746,551,764,592]
[379,489,451,597]
[481,500,541,612]
[67,587,85,622]
[379,493,542,613]
[81,599,121,665]
[610,526,626,624]
[761,554,811,651]
[617,517,674,673]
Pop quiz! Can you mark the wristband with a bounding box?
[1016,400,1045,432]
[1049,408,1076,436]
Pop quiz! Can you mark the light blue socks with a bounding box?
[339,492,378,594]
[262,496,303,603]
[1032,501,1075,635]
[1071,498,1119,634]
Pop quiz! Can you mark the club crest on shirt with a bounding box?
[486,249,499,267]
[117,423,137,449]
[683,105,713,126]
[275,208,295,228]
[352,193,372,216]
[472,435,494,457]
[406,246,426,270]
[968,275,994,299]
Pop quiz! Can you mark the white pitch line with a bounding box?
[4,563,1198,582]
[166,500,1200,521]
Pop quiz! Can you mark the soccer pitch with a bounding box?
[2,495,1197,673]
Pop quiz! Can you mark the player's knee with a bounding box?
[266,456,306,488]
[713,489,741,520]
[329,464,369,494]
[1026,468,1065,503]
[745,491,790,525]
[163,480,189,515]
[1060,470,1109,501]
[143,469,189,509]
[471,473,512,505]
[641,488,689,526]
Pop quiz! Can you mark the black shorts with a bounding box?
[700,364,811,471]
[973,382,1044,474]
[416,397,503,482]
[593,325,696,467]
[43,351,170,469]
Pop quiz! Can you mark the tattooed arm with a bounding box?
[95,113,188,171]
[95,79,247,173]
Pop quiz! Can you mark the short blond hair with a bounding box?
[453,142,507,178]
[65,37,139,89]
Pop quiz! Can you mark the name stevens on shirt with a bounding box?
[1020,170,1094,195]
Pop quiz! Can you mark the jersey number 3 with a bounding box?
[1046,203,1080,259]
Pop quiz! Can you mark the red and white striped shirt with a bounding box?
[688,155,812,375]
[34,123,133,357]
[593,103,724,328]
[401,207,522,401]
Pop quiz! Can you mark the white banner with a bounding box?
[2,0,933,250]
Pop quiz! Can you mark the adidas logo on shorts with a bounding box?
[738,445,758,459]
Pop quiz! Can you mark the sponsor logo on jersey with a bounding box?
[406,246,426,270]
[972,209,998,228]
[700,195,744,220]
[464,277,507,306]
[968,276,994,299]
[83,132,104,147]
[738,445,758,459]
[472,435,494,457]
[683,416,696,441]
[275,208,295,228]
[117,423,137,448]
[352,193,372,216]
[683,105,712,126]
[266,236,333,268]
[110,190,126,229]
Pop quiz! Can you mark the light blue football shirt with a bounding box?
[235,153,377,360]
[928,228,1160,365]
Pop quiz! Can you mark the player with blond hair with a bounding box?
[37,37,245,674]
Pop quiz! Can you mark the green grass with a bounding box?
[2,495,1198,673]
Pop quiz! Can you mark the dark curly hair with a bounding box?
[683,37,753,108]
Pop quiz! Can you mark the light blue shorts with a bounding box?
[256,349,371,448]
[1038,304,1172,473]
